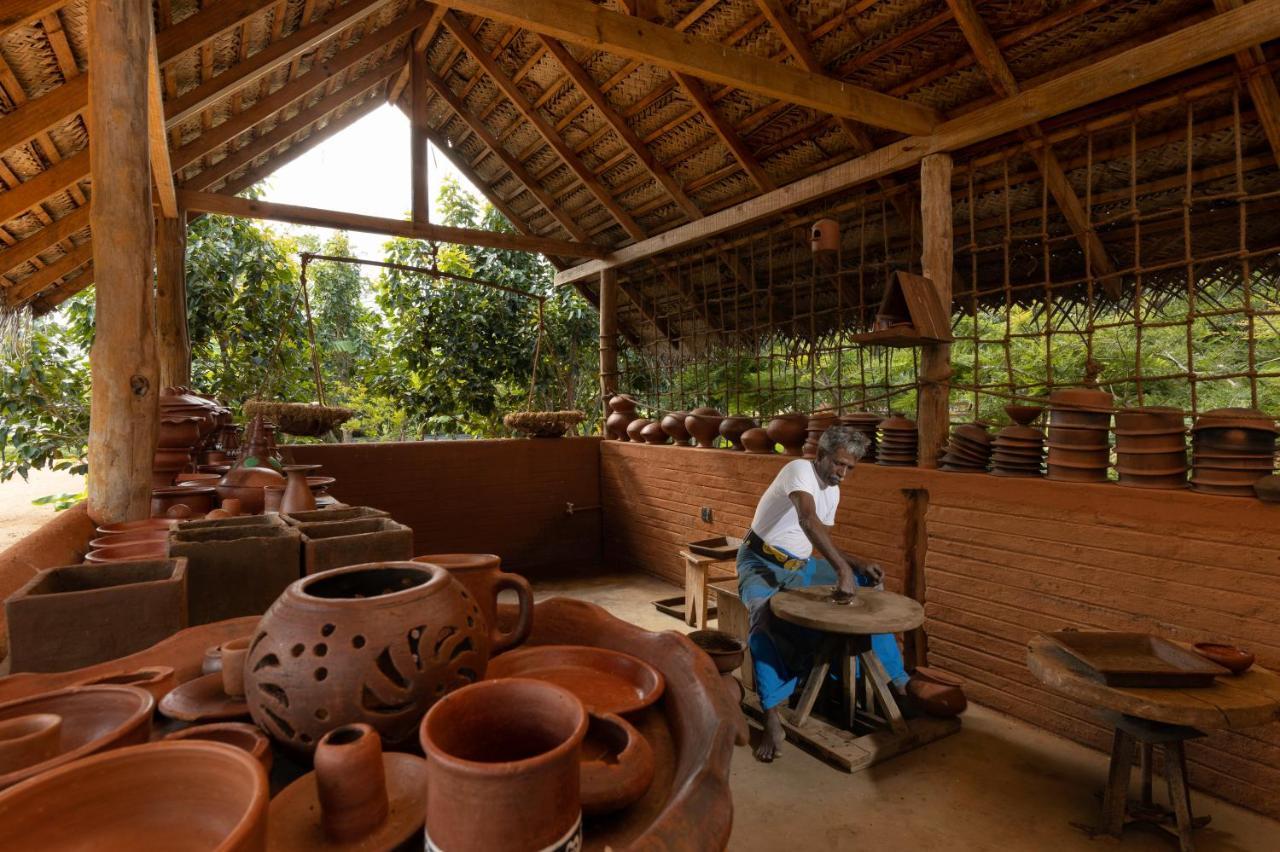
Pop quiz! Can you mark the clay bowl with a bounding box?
[88,528,170,550]
[485,645,665,716]
[626,418,651,443]
[166,722,273,773]
[640,420,670,445]
[0,685,154,789]
[1114,451,1187,472]
[76,667,177,704]
[741,427,774,454]
[306,475,336,494]
[151,485,217,518]
[659,411,692,444]
[1004,405,1044,426]
[1193,643,1255,674]
[0,713,62,775]
[175,473,223,488]
[766,414,808,455]
[719,416,757,450]
[85,539,169,564]
[1115,406,1186,432]
[580,711,656,816]
[685,409,724,449]
[95,517,180,537]
[0,740,268,850]
[687,630,745,674]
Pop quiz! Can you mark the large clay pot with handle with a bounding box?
[412,553,534,653]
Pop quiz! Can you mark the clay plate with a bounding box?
[486,645,665,716]
[159,672,250,723]
[166,722,273,773]
[580,712,656,816]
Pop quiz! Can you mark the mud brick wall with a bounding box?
[289,438,601,579]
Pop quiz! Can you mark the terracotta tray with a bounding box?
[687,536,742,560]
[1047,631,1227,687]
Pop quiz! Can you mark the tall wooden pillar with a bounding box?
[917,153,954,468]
[155,213,190,389]
[598,268,619,427]
[87,0,159,524]
[410,48,430,225]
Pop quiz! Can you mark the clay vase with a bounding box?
[719,416,757,451]
[906,667,967,718]
[280,464,321,514]
[263,485,284,514]
[605,410,634,441]
[766,414,808,456]
[640,421,670,445]
[625,418,651,443]
[741,427,774,454]
[244,561,490,753]
[685,407,723,449]
[660,411,692,445]
[420,678,587,852]
[0,713,61,775]
[411,553,535,653]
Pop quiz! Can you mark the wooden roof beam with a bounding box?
[4,239,90,308]
[147,32,177,219]
[387,3,448,103]
[0,203,89,276]
[556,0,1280,285]
[1214,0,1280,167]
[31,268,91,315]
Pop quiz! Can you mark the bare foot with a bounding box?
[754,707,786,762]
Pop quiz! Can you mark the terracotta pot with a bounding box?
[660,412,692,444]
[685,408,723,448]
[411,553,535,653]
[244,561,490,753]
[1048,388,1114,410]
[262,485,284,514]
[766,414,808,456]
[165,722,273,774]
[151,485,216,518]
[718,416,757,451]
[76,667,177,704]
[485,645,665,716]
[1114,450,1187,472]
[0,740,268,851]
[158,416,204,449]
[420,678,587,852]
[0,713,61,775]
[626,418,651,443]
[85,540,168,564]
[87,529,169,550]
[1049,408,1111,429]
[1192,642,1254,674]
[217,465,285,515]
[639,421,669,444]
[1254,475,1280,503]
[580,711,655,816]
[95,518,179,537]
[1115,406,1185,432]
[607,394,637,414]
[280,464,320,514]
[605,410,634,441]
[688,630,745,674]
[741,427,774,454]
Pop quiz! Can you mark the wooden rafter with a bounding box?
[31,268,91,314]
[388,2,448,103]
[0,203,89,276]
[1214,0,1280,166]
[4,239,89,307]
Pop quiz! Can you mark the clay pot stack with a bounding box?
[1045,388,1113,483]
[876,414,918,466]
[684,407,724,449]
[1114,406,1188,489]
[766,413,808,456]
[802,411,837,458]
[990,409,1045,476]
[838,412,881,463]
[939,422,993,472]
[1190,407,1279,497]
[719,416,757,451]
[605,395,638,440]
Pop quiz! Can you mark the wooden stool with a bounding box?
[679,549,734,630]
[709,579,753,691]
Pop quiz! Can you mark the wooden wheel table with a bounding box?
[741,585,960,772]
[1027,633,1280,852]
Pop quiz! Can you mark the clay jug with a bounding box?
[280,464,320,514]
[718,416,757,451]
[244,561,490,753]
[411,554,534,653]
[741,427,774,454]
[766,414,808,455]
[684,407,723,449]
[660,411,692,445]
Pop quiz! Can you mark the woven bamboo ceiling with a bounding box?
[0,0,1278,344]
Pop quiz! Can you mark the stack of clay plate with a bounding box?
[1190,407,1279,496]
[876,414,918,466]
[991,421,1045,477]
[802,411,837,458]
[1114,406,1188,489]
[1046,388,1113,483]
[838,412,881,462]
[939,422,993,472]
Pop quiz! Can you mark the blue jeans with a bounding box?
[737,541,909,710]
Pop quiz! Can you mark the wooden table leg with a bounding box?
[791,636,839,728]
[840,638,856,730]
[1100,728,1135,838]
[1139,741,1154,808]
[683,555,708,628]
[1164,741,1196,852]
[859,648,910,736]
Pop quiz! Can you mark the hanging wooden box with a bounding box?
[850,271,953,346]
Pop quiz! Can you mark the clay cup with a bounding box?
[412,553,535,653]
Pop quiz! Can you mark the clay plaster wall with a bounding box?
[600,441,1280,818]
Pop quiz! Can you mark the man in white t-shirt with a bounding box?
[737,425,909,762]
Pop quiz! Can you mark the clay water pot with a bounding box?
[280,464,321,514]
[76,667,177,704]
[0,740,269,851]
[688,630,745,674]
[158,416,204,449]
[85,539,168,564]
[166,722,273,774]
[1192,642,1254,674]
[741,427,774,454]
[217,464,285,515]
[244,561,490,753]
[685,408,723,448]
[639,420,669,444]
[718,416,756,451]
[626,418,651,443]
[0,713,61,775]
[906,667,967,718]
[151,485,216,517]
[660,411,692,444]
[411,553,535,653]
[766,414,808,456]
[420,678,587,852]
[607,394,637,414]
[605,410,634,441]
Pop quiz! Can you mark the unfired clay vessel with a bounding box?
[626,418,651,443]
[640,420,670,444]
[718,416,757,451]
[411,553,534,653]
[740,427,774,454]
[244,561,490,753]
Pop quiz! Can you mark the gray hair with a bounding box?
[818,425,869,460]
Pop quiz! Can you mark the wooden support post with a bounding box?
[900,488,929,668]
[598,267,618,428]
[410,45,430,225]
[155,213,190,389]
[87,0,159,524]
[917,153,953,469]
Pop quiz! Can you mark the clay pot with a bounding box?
[1004,405,1043,426]
[263,485,284,514]
[420,678,587,852]
[220,636,251,699]
[486,645,665,716]
[605,410,634,441]
[158,416,204,449]
[741,427,774,454]
[1114,450,1187,472]
[217,464,285,514]
[411,553,535,653]
[0,740,269,850]
[0,713,61,775]
[1193,407,1278,432]
[151,485,216,518]
[1254,475,1280,503]
[203,645,224,676]
[88,529,169,550]
[685,408,724,448]
[306,476,336,496]
[660,411,692,444]
[639,420,669,444]
[1192,642,1254,674]
[85,539,168,564]
[688,630,745,674]
[95,518,179,537]
[607,394,638,414]
[244,561,490,753]
[1115,406,1185,432]
[766,414,808,456]
[166,722,273,774]
[1048,388,1114,411]
[626,418,651,443]
[718,416,757,451]
[906,667,967,718]
[76,667,177,704]
[580,711,655,816]
[281,464,320,514]
[175,472,222,488]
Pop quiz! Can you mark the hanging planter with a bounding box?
[503,410,585,438]
[243,401,354,438]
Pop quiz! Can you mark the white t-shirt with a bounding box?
[749,459,839,559]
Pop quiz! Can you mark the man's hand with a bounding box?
[857,562,884,585]
[835,568,858,597]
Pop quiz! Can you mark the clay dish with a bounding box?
[0,740,268,850]
[95,517,180,537]
[486,645,665,716]
[580,711,656,816]
[159,672,249,723]
[0,713,62,775]
[998,424,1046,441]
[76,667,177,704]
[166,722,273,774]
[1004,405,1043,426]
[688,630,745,674]
[85,539,169,564]
[1193,643,1255,674]
[0,685,154,789]
[953,423,993,443]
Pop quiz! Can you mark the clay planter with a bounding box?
[168,516,301,625]
[151,485,217,518]
[420,678,587,852]
[412,553,534,653]
[486,644,665,716]
[906,667,967,718]
[684,408,724,448]
[688,629,745,674]
[0,713,61,775]
[217,464,286,515]
[298,517,414,576]
[626,418,651,443]
[281,506,389,526]
[639,420,669,444]
[741,427,774,454]
[0,685,154,789]
[166,722,273,774]
[580,711,655,816]
[6,559,188,673]
[718,416,756,451]
[766,414,808,456]
[1192,643,1254,674]
[660,411,692,444]
[244,561,490,753]
[0,740,269,851]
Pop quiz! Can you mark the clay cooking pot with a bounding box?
[766,414,808,456]
[640,421,670,444]
[626,418,651,443]
[740,427,774,454]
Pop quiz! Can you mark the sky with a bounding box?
[251,103,476,264]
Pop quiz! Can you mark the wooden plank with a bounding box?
[0,74,86,157]
[556,0,1280,285]
[30,267,91,314]
[410,46,429,225]
[434,0,938,135]
[388,3,448,104]
[0,0,66,39]
[1214,0,1280,167]
[147,33,177,219]
[0,203,89,276]
[0,148,88,227]
[154,0,278,64]
[177,189,609,258]
[673,72,774,192]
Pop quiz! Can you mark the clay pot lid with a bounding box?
[1048,388,1114,410]
[95,517,180,536]
[158,672,249,723]
[0,740,267,849]
[580,712,656,816]
[0,685,154,789]
[878,414,916,431]
[485,645,665,716]
[165,722,273,773]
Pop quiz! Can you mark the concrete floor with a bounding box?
[532,573,1279,852]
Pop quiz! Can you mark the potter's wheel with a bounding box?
[159,672,249,722]
[486,646,665,716]
[267,753,427,851]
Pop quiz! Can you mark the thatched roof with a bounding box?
[0,0,1277,344]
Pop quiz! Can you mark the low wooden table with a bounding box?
[1027,633,1280,852]
[652,550,737,630]
[741,585,960,772]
